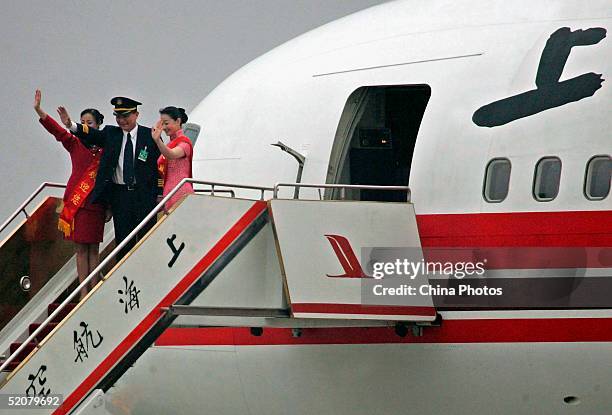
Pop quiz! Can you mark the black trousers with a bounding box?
[109,184,157,260]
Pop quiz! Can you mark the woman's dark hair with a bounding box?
[159,106,188,125]
[80,108,104,126]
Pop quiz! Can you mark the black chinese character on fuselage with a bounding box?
[473,27,606,127]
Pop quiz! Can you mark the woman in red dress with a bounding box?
[34,90,106,300]
[151,106,194,211]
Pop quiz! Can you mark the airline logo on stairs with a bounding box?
[269,200,436,321]
[0,196,267,415]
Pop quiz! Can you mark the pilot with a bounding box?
[58,97,162,259]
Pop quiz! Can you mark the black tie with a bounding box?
[123,132,135,186]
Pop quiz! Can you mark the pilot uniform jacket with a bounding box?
[73,124,161,204]
[73,123,161,255]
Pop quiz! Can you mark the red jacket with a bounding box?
[40,116,104,210]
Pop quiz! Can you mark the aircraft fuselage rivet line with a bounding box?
[312,53,484,77]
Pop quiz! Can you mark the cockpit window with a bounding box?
[585,155,611,200]
[533,157,561,201]
[483,158,511,203]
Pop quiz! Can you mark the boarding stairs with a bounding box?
[0,184,116,376]
[0,180,434,415]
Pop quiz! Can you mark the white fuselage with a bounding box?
[189,0,611,214]
[126,0,612,415]
[69,1,612,414]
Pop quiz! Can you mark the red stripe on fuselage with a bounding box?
[156,318,612,346]
[416,210,612,269]
[416,210,612,247]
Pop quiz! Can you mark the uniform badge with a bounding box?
[138,146,148,162]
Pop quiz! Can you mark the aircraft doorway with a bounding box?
[327,85,430,201]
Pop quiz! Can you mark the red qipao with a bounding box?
[157,130,194,210]
[39,116,105,243]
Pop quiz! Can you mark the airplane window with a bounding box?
[533,157,562,201]
[483,158,511,202]
[585,155,611,200]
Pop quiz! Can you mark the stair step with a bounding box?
[0,304,76,374]
[0,303,77,374]
[29,322,59,342]
[0,360,20,372]
[48,302,78,322]
[9,342,37,361]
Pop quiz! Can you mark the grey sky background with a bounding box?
[0,0,386,221]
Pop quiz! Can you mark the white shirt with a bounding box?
[114,125,138,185]
[70,122,138,185]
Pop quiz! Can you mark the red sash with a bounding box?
[157,135,193,187]
[58,153,102,238]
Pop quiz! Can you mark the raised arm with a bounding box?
[151,120,185,159]
[57,106,106,147]
[34,90,76,152]
[33,89,48,120]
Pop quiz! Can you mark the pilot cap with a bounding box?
[111,97,142,116]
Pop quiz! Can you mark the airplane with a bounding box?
[0,0,610,414]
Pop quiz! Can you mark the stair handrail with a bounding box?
[0,182,67,235]
[0,178,273,373]
[273,182,411,202]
